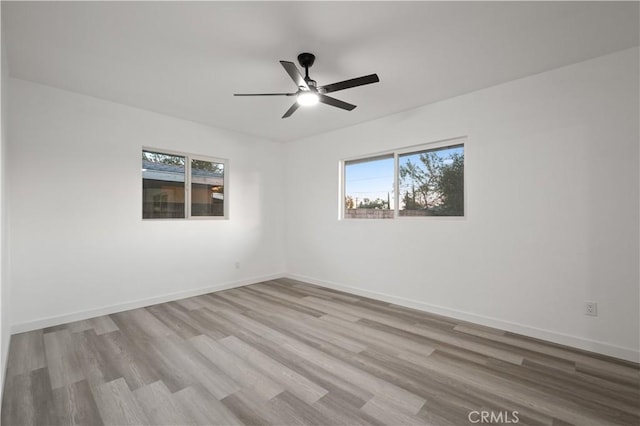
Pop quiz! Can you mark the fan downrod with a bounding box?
[297,52,316,83]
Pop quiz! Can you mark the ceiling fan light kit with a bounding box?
[297,91,319,106]
[234,52,380,118]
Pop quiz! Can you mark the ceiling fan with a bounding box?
[234,53,380,119]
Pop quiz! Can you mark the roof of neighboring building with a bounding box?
[143,160,223,178]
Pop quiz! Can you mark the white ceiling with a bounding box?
[3,1,638,142]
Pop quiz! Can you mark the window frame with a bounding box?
[340,137,466,220]
[142,147,229,220]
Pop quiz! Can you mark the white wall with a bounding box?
[285,48,640,362]
[8,78,285,331]
[0,10,10,392]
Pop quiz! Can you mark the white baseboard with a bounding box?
[286,273,639,363]
[10,272,286,334]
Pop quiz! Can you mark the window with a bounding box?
[342,139,465,219]
[344,155,394,219]
[142,149,226,219]
[142,151,186,219]
[191,158,225,217]
[399,144,464,216]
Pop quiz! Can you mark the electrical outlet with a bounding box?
[235,261,240,269]
[584,301,598,316]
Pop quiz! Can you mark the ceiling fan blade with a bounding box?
[318,94,356,111]
[282,102,300,119]
[234,93,296,96]
[319,74,379,94]
[280,61,309,90]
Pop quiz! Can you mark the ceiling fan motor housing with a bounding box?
[297,52,316,68]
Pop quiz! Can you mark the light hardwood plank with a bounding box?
[92,378,148,426]
[133,380,195,425]
[173,384,244,426]
[52,380,104,426]
[219,335,329,405]
[5,330,46,378]
[44,330,85,389]
[190,334,284,401]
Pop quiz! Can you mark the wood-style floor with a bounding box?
[2,278,639,426]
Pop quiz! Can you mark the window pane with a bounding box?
[191,159,224,217]
[142,151,185,219]
[398,144,464,216]
[344,155,394,219]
